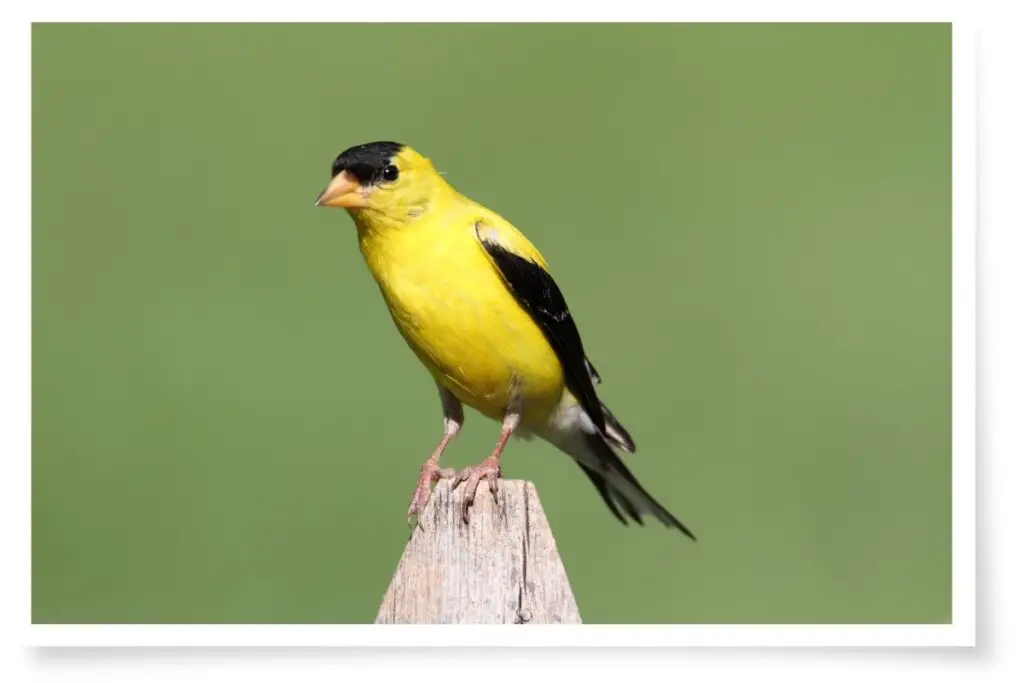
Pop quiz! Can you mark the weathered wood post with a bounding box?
[375,479,582,624]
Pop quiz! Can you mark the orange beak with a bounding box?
[314,170,368,208]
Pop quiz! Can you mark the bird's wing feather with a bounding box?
[472,221,687,535]
[473,221,607,435]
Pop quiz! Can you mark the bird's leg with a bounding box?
[453,410,521,524]
[406,387,463,527]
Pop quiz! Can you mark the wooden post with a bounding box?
[375,479,582,624]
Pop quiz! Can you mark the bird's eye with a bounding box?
[382,165,399,182]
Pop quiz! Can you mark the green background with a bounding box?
[32,23,951,624]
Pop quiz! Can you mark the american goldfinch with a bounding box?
[314,141,694,540]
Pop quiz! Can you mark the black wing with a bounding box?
[475,225,607,435]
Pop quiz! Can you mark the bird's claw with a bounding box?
[452,455,502,524]
[406,460,455,530]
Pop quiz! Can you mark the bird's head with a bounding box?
[314,141,450,229]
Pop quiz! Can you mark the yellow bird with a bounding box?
[314,141,694,539]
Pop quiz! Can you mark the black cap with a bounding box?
[331,141,404,185]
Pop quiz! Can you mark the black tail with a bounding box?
[575,461,645,526]
[554,428,695,541]
[600,401,636,453]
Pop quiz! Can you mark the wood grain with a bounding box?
[375,479,581,624]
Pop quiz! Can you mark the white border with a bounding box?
[26,623,972,648]
[12,10,975,651]
[949,15,976,647]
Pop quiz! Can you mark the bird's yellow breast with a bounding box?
[357,217,565,425]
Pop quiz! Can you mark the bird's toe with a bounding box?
[453,455,503,524]
[406,460,455,529]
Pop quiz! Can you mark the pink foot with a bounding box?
[406,459,455,528]
[452,454,503,524]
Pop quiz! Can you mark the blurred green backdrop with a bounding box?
[31,23,951,624]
